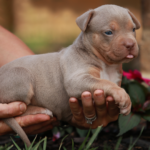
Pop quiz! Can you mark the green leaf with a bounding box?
[6,145,14,150]
[117,113,141,136]
[28,135,37,150]
[91,129,97,134]
[114,137,122,150]
[38,145,43,150]
[142,109,150,121]
[43,137,47,150]
[72,139,75,150]
[11,137,21,150]
[76,128,88,137]
[78,129,91,150]
[52,127,59,134]
[63,147,67,150]
[143,115,150,121]
[32,137,46,150]
[65,127,73,134]
[122,76,130,85]
[128,126,144,150]
[84,126,102,150]
[128,83,145,106]
[0,144,13,150]
[129,136,133,148]
[103,143,111,150]
[24,143,28,150]
[60,127,65,137]
[59,135,68,150]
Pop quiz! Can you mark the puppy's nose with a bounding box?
[124,40,135,50]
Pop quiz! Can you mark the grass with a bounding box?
[0,126,145,150]
[20,35,76,54]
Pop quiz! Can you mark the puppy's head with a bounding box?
[76,5,140,64]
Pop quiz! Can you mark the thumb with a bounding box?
[0,102,27,118]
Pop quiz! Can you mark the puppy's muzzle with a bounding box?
[123,39,135,51]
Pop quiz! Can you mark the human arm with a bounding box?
[0,26,57,135]
[0,26,34,67]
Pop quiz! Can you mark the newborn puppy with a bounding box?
[0,5,140,146]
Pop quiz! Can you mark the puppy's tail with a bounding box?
[3,118,31,147]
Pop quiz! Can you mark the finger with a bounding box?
[94,90,107,117]
[107,96,119,120]
[15,114,51,127]
[0,115,55,135]
[69,97,84,122]
[106,96,114,102]
[23,120,54,134]
[0,102,27,118]
[82,91,96,118]
[0,120,13,135]
[27,118,60,134]
[69,97,99,129]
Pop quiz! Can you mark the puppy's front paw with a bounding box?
[111,88,131,115]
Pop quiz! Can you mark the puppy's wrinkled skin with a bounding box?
[0,5,140,146]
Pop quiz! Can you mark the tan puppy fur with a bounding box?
[0,5,140,146]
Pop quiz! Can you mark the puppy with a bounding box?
[0,5,140,146]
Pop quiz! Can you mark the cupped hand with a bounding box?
[0,102,59,135]
[0,90,119,135]
[69,90,119,129]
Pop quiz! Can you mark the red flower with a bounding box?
[123,70,150,86]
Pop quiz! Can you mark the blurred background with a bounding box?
[0,0,150,77]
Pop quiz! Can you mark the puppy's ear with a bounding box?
[128,10,141,29]
[76,9,94,32]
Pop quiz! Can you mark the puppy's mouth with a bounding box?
[126,54,134,59]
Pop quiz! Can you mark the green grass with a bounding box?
[18,35,76,54]
[0,126,145,150]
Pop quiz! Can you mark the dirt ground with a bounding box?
[0,121,150,150]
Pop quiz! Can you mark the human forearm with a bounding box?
[0,26,34,67]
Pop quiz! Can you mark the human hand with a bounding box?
[69,90,119,129]
[0,102,59,135]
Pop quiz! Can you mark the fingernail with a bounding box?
[95,92,103,98]
[70,98,76,102]
[84,96,91,99]
[95,90,103,97]
[19,103,26,113]
[96,94,102,98]
[83,92,91,98]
